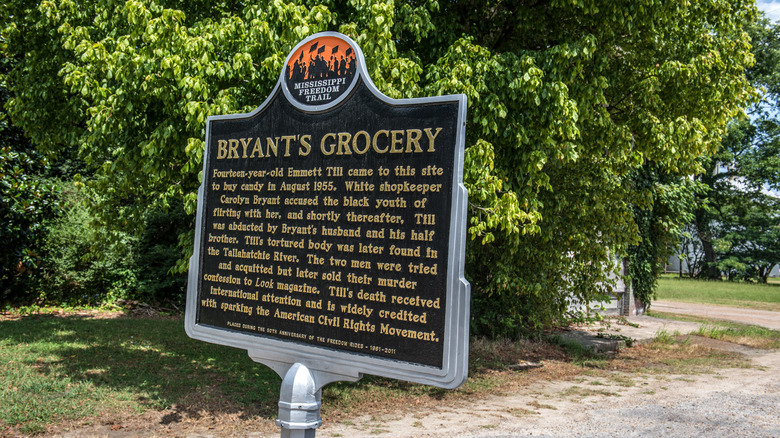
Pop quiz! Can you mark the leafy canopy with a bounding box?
[686,15,780,284]
[2,0,758,332]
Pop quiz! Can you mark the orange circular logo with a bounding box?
[284,34,358,107]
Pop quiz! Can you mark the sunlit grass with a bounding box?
[0,316,281,434]
[648,312,780,349]
[656,276,780,311]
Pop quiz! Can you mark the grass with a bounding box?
[0,314,281,435]
[694,324,780,349]
[0,312,572,435]
[613,333,752,376]
[0,306,774,436]
[527,401,557,410]
[656,276,780,311]
[648,311,780,349]
[504,407,538,417]
[558,385,621,399]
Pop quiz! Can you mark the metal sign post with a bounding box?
[185,32,469,436]
[248,349,362,437]
[276,363,320,437]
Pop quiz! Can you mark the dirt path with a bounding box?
[653,300,780,330]
[315,310,780,438]
[43,307,779,438]
[315,307,780,437]
[318,348,780,438]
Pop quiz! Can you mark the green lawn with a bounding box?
[656,276,780,311]
[0,313,542,435]
[0,315,282,434]
[2,298,776,435]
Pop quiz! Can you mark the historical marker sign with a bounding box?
[185,32,469,388]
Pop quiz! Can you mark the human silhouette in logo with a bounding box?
[287,41,357,81]
[288,51,308,82]
[339,56,346,77]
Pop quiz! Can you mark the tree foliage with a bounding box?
[1,38,63,301]
[37,184,188,305]
[0,146,62,301]
[627,165,704,307]
[699,116,780,283]
[2,0,757,333]
[689,15,780,284]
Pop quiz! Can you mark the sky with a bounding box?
[757,0,780,22]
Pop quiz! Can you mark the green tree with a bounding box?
[719,191,780,282]
[0,146,63,302]
[690,15,780,283]
[39,184,139,304]
[627,165,703,307]
[707,117,780,283]
[1,38,63,302]
[2,1,757,333]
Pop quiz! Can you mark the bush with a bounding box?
[133,202,189,307]
[39,184,138,305]
[0,146,62,304]
[37,184,189,307]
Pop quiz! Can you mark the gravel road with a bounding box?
[318,348,780,438]
[653,300,780,330]
[319,304,780,438]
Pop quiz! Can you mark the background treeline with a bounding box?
[1,0,777,337]
[677,15,780,284]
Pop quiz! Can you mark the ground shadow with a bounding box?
[0,315,281,424]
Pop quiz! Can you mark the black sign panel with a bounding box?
[186,32,469,387]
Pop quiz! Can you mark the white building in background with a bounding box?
[666,162,780,279]
[568,257,645,317]
[666,250,780,278]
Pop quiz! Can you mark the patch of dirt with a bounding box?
[5,307,777,438]
[29,338,777,438]
[0,309,126,322]
[316,346,780,438]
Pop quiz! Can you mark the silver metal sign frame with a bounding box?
[184,32,469,390]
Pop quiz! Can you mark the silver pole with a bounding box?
[276,363,322,438]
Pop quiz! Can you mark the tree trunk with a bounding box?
[758,266,768,284]
[700,238,721,280]
[693,207,721,280]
